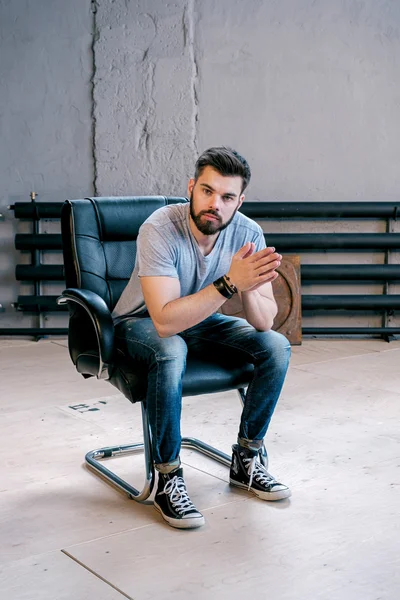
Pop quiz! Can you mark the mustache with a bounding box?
[199,210,220,220]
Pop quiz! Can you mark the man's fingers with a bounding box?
[236,242,252,257]
[251,246,277,259]
[235,242,256,260]
[248,271,279,292]
[252,250,281,265]
[255,258,281,275]
[247,270,279,291]
[260,269,279,281]
[242,242,256,259]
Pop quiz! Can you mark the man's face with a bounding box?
[188,166,245,236]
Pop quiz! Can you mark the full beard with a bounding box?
[189,192,238,235]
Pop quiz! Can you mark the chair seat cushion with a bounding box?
[76,350,254,403]
[182,357,253,396]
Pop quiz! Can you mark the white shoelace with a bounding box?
[243,456,276,490]
[160,476,198,515]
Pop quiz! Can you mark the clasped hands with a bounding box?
[227,243,281,292]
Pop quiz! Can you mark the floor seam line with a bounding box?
[181,460,229,483]
[62,520,159,551]
[287,366,400,394]
[61,549,134,599]
[291,352,377,367]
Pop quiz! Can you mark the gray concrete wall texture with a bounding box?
[197,0,400,202]
[1,0,400,333]
[0,0,93,328]
[94,0,198,196]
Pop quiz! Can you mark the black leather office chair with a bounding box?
[58,196,266,502]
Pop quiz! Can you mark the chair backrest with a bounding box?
[61,196,187,309]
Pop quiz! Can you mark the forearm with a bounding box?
[157,284,226,337]
[241,289,278,331]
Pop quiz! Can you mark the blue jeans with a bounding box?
[115,313,291,466]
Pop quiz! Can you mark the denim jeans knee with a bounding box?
[116,318,188,465]
[182,314,291,444]
[239,330,290,441]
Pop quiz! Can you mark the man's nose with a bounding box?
[208,195,221,211]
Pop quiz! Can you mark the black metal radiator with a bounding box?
[242,201,400,340]
[2,199,399,339]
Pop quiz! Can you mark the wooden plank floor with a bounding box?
[1,338,399,600]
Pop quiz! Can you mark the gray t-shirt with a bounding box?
[112,202,265,324]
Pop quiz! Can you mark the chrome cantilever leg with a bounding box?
[85,403,154,502]
[178,389,268,467]
[84,387,267,503]
[180,388,247,467]
[180,438,232,466]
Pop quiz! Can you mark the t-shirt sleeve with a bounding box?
[136,222,179,278]
[253,224,266,252]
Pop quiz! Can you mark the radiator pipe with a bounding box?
[9,202,63,219]
[13,294,400,313]
[302,295,400,310]
[242,202,400,219]
[303,327,400,335]
[9,201,400,220]
[16,265,64,281]
[14,231,400,251]
[1,326,398,337]
[13,263,400,283]
[301,264,400,281]
[0,328,68,336]
[263,233,400,250]
[14,295,68,311]
[15,234,63,250]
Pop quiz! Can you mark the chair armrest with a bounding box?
[57,288,114,379]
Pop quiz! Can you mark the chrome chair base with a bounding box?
[85,388,268,503]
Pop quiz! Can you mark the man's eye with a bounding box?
[204,189,212,195]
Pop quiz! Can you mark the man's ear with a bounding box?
[238,194,245,209]
[187,178,195,196]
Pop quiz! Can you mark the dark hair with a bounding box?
[194,146,251,193]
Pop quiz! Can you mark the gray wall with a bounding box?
[197,0,400,202]
[1,0,400,332]
[0,0,93,328]
[94,0,198,195]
